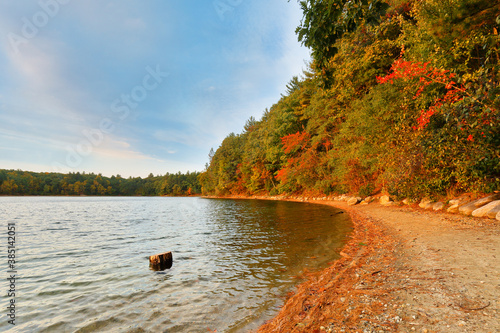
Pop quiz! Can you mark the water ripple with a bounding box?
[0,196,351,333]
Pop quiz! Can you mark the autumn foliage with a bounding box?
[377,58,465,130]
[200,0,500,199]
[0,169,201,196]
[281,131,310,154]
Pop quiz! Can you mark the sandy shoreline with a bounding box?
[209,196,500,332]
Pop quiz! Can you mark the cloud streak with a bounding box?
[0,0,310,177]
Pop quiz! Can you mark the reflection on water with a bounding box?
[0,197,352,332]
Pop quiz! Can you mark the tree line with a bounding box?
[0,169,201,196]
[200,0,500,199]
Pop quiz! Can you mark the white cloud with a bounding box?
[93,147,153,161]
[0,0,311,177]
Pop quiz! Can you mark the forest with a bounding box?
[0,169,201,196]
[200,0,500,199]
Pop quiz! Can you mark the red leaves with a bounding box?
[322,139,333,151]
[445,81,455,90]
[376,59,431,84]
[378,58,464,130]
[416,107,436,129]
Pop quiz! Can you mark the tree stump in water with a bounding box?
[149,251,173,271]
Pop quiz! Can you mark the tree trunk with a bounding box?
[149,251,173,270]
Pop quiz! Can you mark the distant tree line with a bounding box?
[0,169,201,196]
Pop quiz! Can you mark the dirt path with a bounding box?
[354,202,500,332]
[256,199,500,333]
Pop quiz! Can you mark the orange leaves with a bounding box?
[278,131,311,184]
[281,131,311,154]
[275,167,289,183]
[275,131,320,190]
[322,139,333,153]
[377,58,460,95]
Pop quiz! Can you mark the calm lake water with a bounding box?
[0,197,352,332]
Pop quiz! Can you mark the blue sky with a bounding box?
[0,0,310,177]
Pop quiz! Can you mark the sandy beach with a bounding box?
[253,198,500,332]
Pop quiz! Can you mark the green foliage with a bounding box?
[199,0,500,199]
[0,169,201,196]
[295,0,390,68]
[199,133,246,195]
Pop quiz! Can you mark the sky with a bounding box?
[0,0,310,178]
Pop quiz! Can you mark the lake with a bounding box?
[0,197,352,332]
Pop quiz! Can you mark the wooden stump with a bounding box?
[149,251,173,271]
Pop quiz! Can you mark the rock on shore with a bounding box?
[472,200,500,218]
[459,194,500,216]
[354,192,500,221]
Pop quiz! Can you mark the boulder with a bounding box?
[458,204,476,215]
[380,195,392,206]
[347,197,361,206]
[360,196,373,205]
[447,203,461,213]
[402,198,412,205]
[419,198,434,209]
[497,211,500,221]
[433,202,445,211]
[336,195,348,201]
[471,200,500,218]
[447,197,470,213]
[459,194,500,216]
